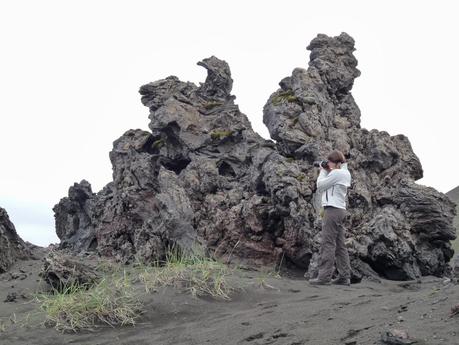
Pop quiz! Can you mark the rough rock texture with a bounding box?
[0,207,30,273]
[263,32,456,280]
[54,32,457,281]
[453,254,459,279]
[40,251,100,290]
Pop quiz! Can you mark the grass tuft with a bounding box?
[272,90,299,106]
[35,270,141,333]
[139,246,236,300]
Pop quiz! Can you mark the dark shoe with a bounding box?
[331,276,351,286]
[308,278,331,285]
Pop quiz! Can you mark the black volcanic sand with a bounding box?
[1,248,458,345]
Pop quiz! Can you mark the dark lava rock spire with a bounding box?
[0,207,30,273]
[196,56,234,101]
[53,32,457,281]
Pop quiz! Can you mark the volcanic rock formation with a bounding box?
[0,207,30,273]
[53,32,457,281]
[40,251,100,291]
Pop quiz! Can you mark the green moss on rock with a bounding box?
[210,130,233,140]
[203,101,224,110]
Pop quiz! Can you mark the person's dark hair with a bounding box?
[327,150,346,164]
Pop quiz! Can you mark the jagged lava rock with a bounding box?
[54,33,457,281]
[0,207,30,273]
[263,32,456,280]
[40,251,100,291]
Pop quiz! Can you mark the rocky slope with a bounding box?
[0,207,30,273]
[53,32,457,282]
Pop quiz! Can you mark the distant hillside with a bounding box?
[446,186,459,253]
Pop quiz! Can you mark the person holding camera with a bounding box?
[309,150,352,286]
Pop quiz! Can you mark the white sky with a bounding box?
[1,1,458,246]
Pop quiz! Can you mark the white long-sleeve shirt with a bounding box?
[316,163,352,210]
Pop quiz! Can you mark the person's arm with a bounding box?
[316,168,342,193]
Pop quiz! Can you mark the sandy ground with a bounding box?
[1,249,458,345]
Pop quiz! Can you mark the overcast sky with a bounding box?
[1,1,457,246]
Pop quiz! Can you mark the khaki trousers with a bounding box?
[317,206,351,281]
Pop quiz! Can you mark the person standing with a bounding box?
[309,150,352,286]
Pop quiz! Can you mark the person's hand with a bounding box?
[320,162,331,172]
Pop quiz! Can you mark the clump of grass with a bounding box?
[272,90,299,106]
[210,130,233,140]
[35,271,141,333]
[139,246,236,300]
[249,262,283,291]
[254,275,279,290]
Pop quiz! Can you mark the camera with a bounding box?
[313,160,329,169]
